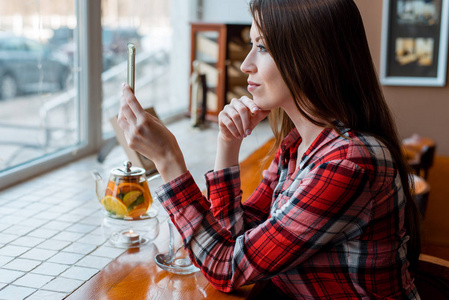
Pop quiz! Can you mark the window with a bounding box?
[0,0,85,189]
[100,0,181,138]
[0,0,189,190]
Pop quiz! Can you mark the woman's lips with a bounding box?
[247,81,260,93]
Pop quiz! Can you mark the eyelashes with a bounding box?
[257,44,267,52]
[249,42,268,52]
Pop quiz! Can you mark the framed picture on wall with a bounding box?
[380,0,449,86]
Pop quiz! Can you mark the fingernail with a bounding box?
[246,129,252,136]
[251,106,259,112]
[122,82,126,87]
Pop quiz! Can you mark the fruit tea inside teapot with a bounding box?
[94,161,153,219]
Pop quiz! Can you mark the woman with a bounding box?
[118,0,421,298]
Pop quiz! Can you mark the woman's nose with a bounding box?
[240,52,255,74]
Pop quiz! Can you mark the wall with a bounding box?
[355,0,449,156]
[200,0,251,23]
[168,0,198,113]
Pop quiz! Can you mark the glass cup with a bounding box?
[154,219,200,275]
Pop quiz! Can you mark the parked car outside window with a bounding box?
[0,32,71,100]
[102,27,142,70]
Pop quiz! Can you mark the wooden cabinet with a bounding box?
[189,23,251,122]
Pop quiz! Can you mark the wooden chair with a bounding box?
[415,254,449,300]
[411,144,436,180]
[411,174,430,218]
[403,134,436,180]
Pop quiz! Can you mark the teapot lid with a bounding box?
[111,161,145,177]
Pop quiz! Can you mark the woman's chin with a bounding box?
[252,97,264,108]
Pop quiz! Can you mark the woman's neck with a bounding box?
[285,107,325,149]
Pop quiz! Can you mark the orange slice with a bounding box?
[128,206,148,218]
[141,181,153,209]
[105,181,120,197]
[118,182,146,194]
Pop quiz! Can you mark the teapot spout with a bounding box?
[91,170,104,202]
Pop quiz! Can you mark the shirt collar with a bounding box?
[280,120,351,169]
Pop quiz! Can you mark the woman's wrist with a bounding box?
[214,134,242,171]
[155,150,188,183]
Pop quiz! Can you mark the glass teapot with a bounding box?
[93,161,155,219]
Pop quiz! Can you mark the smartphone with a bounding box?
[127,43,136,92]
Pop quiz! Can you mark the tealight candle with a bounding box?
[122,229,140,244]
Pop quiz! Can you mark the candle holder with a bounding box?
[102,211,159,248]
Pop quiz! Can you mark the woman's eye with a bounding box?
[257,44,267,52]
[249,42,267,52]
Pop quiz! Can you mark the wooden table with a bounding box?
[66,139,275,300]
[66,223,255,299]
[402,144,421,165]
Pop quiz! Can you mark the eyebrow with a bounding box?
[251,36,263,43]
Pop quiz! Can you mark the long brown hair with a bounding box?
[250,0,421,271]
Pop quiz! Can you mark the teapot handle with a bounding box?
[91,170,104,202]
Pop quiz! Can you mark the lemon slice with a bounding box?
[101,196,128,217]
[123,190,143,206]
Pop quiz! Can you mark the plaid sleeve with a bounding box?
[158,159,371,293]
[155,171,211,246]
[206,148,281,236]
[205,165,245,237]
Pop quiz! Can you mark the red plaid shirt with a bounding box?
[156,125,419,299]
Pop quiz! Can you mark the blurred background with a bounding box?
[0,0,174,173]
